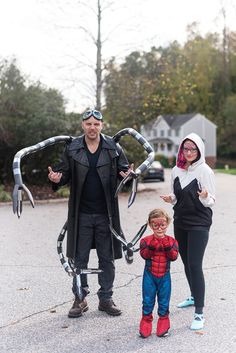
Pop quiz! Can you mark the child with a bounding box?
[139,208,178,338]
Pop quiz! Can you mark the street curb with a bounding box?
[0,184,157,207]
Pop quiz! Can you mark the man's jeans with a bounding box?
[72,212,115,301]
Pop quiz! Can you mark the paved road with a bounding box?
[0,170,236,353]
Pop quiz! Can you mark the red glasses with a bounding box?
[150,221,168,229]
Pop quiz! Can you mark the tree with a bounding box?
[183,28,222,118]
[39,0,120,111]
[0,59,68,183]
[218,94,236,158]
[41,0,156,112]
[104,42,198,131]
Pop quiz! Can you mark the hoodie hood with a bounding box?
[176,133,205,169]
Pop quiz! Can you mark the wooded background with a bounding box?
[1,24,236,185]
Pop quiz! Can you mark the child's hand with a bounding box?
[149,239,159,251]
[162,237,172,251]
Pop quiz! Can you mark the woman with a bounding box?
[160,133,215,330]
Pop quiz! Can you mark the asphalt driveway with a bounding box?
[0,170,236,353]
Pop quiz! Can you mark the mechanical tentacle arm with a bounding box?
[12,136,72,217]
[110,222,148,253]
[57,222,102,299]
[113,128,154,207]
[12,128,153,268]
[12,129,154,217]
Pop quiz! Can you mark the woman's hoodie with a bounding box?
[169,133,216,230]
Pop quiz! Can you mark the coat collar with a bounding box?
[69,134,117,151]
[68,134,118,166]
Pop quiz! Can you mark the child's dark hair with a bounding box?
[148,208,171,224]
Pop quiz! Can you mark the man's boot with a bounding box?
[139,313,153,338]
[98,299,122,316]
[156,315,170,337]
[68,296,88,318]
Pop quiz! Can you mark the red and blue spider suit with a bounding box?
[139,232,178,337]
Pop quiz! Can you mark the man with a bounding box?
[48,109,131,318]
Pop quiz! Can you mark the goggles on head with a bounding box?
[82,110,103,121]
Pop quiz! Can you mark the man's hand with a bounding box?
[119,163,134,179]
[48,166,62,184]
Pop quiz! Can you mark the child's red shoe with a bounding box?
[139,313,153,338]
[156,315,170,337]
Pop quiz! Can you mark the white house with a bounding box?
[140,113,217,168]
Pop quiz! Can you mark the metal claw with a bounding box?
[22,184,35,208]
[122,244,134,264]
[76,268,103,275]
[128,178,138,208]
[131,222,148,246]
[110,222,147,264]
[75,274,83,299]
[12,183,35,218]
[115,170,139,199]
[109,225,128,247]
[17,188,22,218]
[12,184,21,216]
[75,268,103,299]
[115,173,132,198]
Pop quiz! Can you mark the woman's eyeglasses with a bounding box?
[182,147,198,154]
[82,110,103,121]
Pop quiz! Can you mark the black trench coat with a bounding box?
[54,134,129,261]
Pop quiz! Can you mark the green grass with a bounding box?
[0,185,12,202]
[216,169,236,175]
[55,186,70,198]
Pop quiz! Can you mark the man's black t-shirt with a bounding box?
[80,137,107,214]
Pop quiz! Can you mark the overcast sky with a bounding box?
[1,0,235,112]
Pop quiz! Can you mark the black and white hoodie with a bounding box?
[169,133,216,230]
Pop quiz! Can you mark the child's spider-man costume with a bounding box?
[139,234,178,337]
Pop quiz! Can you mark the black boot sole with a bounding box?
[68,306,89,318]
[98,306,122,316]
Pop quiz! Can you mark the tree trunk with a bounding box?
[96,0,102,110]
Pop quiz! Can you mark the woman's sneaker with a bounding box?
[177,296,194,308]
[190,314,204,330]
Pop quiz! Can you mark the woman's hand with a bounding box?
[160,195,172,203]
[198,189,208,199]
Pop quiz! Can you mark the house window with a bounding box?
[154,143,158,152]
[160,143,165,151]
[153,130,157,137]
[168,129,172,137]
[175,128,180,137]
[175,145,179,153]
[167,143,172,151]
[160,130,164,137]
